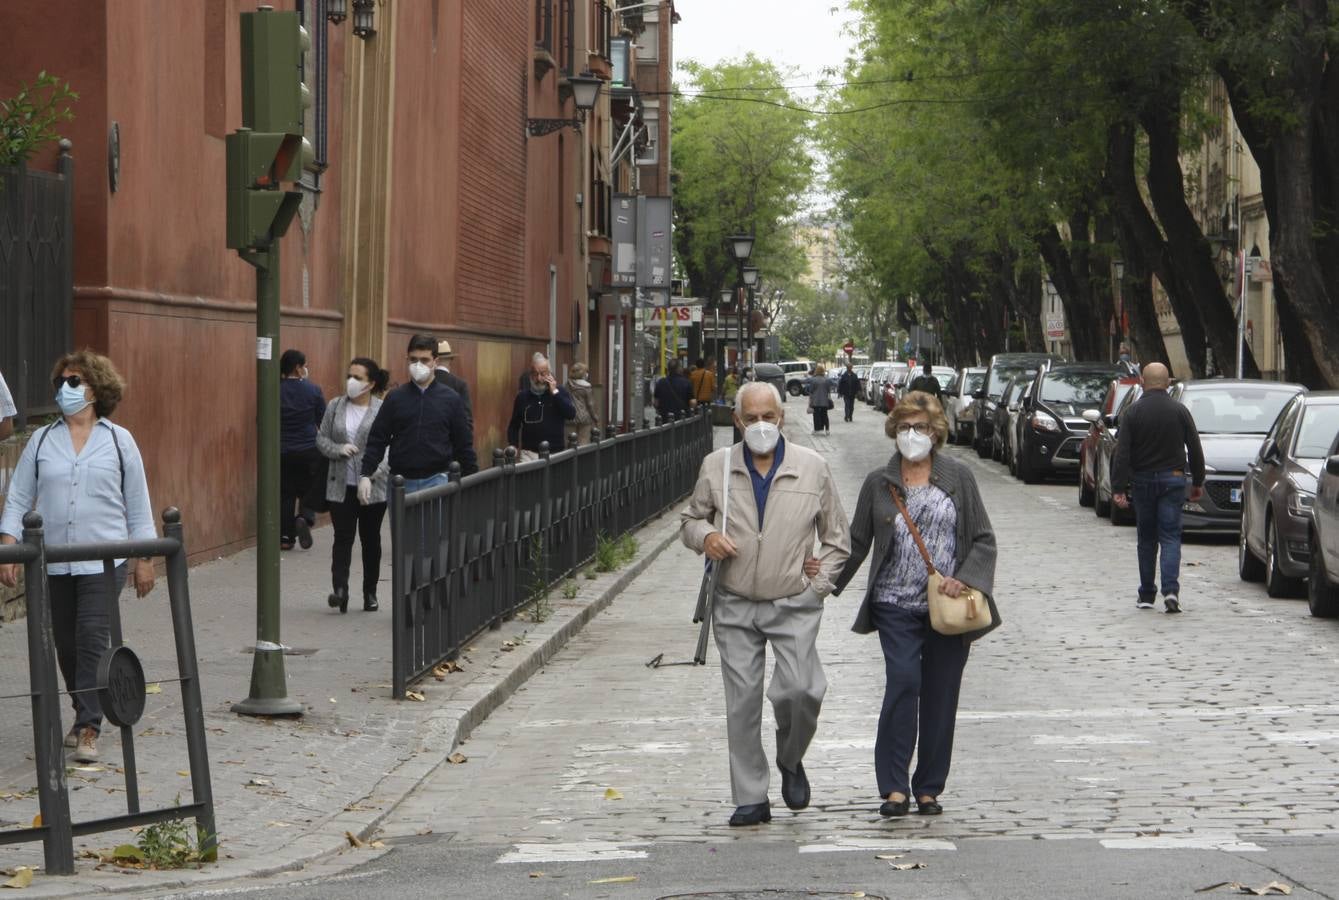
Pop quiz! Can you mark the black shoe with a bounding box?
[363,590,379,612]
[296,517,313,550]
[917,798,943,816]
[879,797,911,818]
[1136,597,1155,610]
[328,586,349,614]
[1164,594,1181,614]
[779,760,810,810]
[728,801,771,826]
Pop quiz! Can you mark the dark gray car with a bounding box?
[751,363,788,402]
[1239,392,1339,597]
[1308,432,1339,617]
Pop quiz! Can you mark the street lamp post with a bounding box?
[718,288,732,393]
[1238,243,1261,379]
[726,231,755,379]
[1112,258,1125,363]
[742,265,759,369]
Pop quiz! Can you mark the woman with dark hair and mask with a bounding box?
[830,391,998,819]
[316,357,390,613]
[0,351,156,764]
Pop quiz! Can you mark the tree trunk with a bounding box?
[1036,220,1107,362]
[1140,100,1260,378]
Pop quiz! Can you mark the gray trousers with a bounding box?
[713,585,827,806]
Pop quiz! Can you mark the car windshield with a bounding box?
[934,372,955,388]
[988,365,1036,399]
[1109,382,1135,412]
[1181,386,1300,434]
[1295,404,1339,458]
[964,372,985,394]
[1041,371,1113,405]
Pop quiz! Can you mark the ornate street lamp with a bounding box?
[741,265,759,287]
[327,0,348,25]
[528,71,605,137]
[727,232,755,263]
[352,0,376,39]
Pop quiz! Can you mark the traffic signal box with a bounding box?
[226,7,312,250]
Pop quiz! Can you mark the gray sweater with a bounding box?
[833,449,1000,642]
[807,375,832,409]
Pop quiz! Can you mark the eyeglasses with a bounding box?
[52,375,82,390]
[895,422,932,436]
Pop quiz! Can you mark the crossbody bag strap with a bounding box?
[887,484,935,577]
[720,448,732,535]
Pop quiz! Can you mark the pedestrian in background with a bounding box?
[837,361,860,423]
[566,361,598,445]
[508,353,576,460]
[316,357,390,614]
[434,339,473,423]
[908,361,943,400]
[279,349,326,551]
[1111,362,1204,614]
[653,358,692,420]
[806,364,833,435]
[831,391,997,819]
[680,382,851,826]
[723,367,741,404]
[0,351,157,764]
[0,367,15,440]
[690,357,717,405]
[361,334,478,496]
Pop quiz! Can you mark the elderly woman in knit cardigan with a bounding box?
[825,391,998,818]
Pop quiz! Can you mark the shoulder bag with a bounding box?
[888,484,995,636]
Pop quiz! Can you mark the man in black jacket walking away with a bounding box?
[836,362,860,422]
[1111,363,1205,614]
[359,334,477,499]
[508,353,577,460]
[907,362,942,400]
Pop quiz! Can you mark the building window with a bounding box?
[636,22,659,61]
[297,0,329,194]
[610,36,631,88]
[636,118,658,165]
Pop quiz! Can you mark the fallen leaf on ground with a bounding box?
[369,840,386,849]
[144,683,162,694]
[345,831,368,849]
[176,770,191,777]
[71,766,103,773]
[447,752,468,765]
[889,862,927,871]
[432,662,463,680]
[266,821,293,828]
[1197,883,1292,896]
[110,844,145,863]
[588,876,637,884]
[604,788,624,801]
[30,815,40,828]
[2,866,33,888]
[246,777,272,787]
[874,854,903,860]
[529,871,545,878]
[500,641,516,652]
[404,690,426,702]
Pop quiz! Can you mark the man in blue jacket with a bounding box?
[359,334,477,500]
[508,353,576,460]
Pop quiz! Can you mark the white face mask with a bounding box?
[896,429,934,462]
[743,421,781,456]
[346,377,370,400]
[408,361,433,385]
[572,378,591,388]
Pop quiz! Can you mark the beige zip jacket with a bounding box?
[680,441,851,601]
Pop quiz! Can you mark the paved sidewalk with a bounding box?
[0,428,730,896]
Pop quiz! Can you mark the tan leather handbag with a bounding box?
[888,485,995,636]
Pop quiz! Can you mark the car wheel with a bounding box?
[975,434,991,459]
[1018,439,1041,484]
[787,381,803,397]
[1308,532,1339,617]
[1264,516,1304,598]
[1078,453,1095,507]
[1237,507,1265,582]
[1094,484,1111,518]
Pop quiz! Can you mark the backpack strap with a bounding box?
[32,421,126,494]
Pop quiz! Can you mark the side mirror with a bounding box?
[1007,403,1019,413]
[1262,442,1281,465]
[1327,455,1339,477]
[1020,396,1033,411]
[1082,409,1101,424]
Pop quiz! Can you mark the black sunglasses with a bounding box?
[52,375,82,390]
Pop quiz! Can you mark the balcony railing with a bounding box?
[535,0,554,53]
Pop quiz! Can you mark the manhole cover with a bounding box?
[658,893,885,900]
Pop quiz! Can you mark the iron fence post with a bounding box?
[162,509,218,858]
[20,513,73,875]
[500,447,517,628]
[390,475,407,698]
[539,442,551,600]
[568,431,579,576]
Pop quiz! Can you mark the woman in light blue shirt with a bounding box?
[0,351,156,764]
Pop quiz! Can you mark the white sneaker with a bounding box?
[71,727,99,763]
[63,725,79,749]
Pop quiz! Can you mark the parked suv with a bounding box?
[1015,364,1123,484]
[777,360,814,397]
[1166,379,1305,533]
[1239,392,1339,597]
[1308,432,1339,617]
[972,352,1065,459]
[947,367,986,445]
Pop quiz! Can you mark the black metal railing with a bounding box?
[0,143,74,429]
[0,508,215,875]
[389,409,712,698]
[535,0,554,53]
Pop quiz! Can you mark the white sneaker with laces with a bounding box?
[71,726,99,763]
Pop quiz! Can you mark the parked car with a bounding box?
[1084,382,1143,525]
[1014,364,1123,484]
[865,362,897,404]
[991,375,1029,464]
[1006,375,1039,476]
[1239,391,1339,597]
[751,362,788,401]
[778,360,815,397]
[972,352,1065,459]
[853,365,871,400]
[1078,375,1141,508]
[1166,378,1306,533]
[879,365,914,412]
[1308,432,1339,617]
[947,367,987,445]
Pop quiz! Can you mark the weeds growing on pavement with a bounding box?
[525,535,553,623]
[562,580,579,599]
[594,531,640,573]
[101,803,216,868]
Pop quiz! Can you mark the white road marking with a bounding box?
[798,837,957,854]
[1099,833,1265,853]
[497,841,651,864]
[1263,730,1339,743]
[1033,734,1151,746]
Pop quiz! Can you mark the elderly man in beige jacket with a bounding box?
[681,381,851,826]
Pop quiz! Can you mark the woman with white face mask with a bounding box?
[565,362,598,445]
[315,358,390,613]
[829,390,999,820]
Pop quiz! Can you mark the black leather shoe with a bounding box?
[728,801,771,826]
[917,798,943,816]
[779,761,810,810]
[363,590,379,612]
[328,587,349,614]
[296,516,313,550]
[879,798,911,818]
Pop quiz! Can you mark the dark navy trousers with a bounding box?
[1131,470,1187,599]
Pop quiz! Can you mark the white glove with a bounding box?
[357,477,373,505]
[341,443,359,458]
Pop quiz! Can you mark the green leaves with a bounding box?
[0,71,78,167]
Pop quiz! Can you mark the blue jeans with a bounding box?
[1131,471,1187,599]
[402,473,449,494]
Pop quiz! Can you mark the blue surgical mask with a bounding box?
[56,381,91,417]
